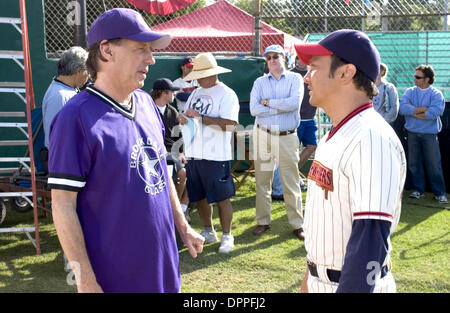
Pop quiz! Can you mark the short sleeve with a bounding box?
[346,129,404,223]
[47,104,92,192]
[219,88,239,123]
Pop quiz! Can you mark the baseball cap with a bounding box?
[263,45,285,57]
[294,29,380,82]
[87,8,171,49]
[152,78,180,91]
[181,57,194,68]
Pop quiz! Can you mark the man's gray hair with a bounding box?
[57,46,88,76]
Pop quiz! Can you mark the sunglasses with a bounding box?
[414,75,425,80]
[265,54,280,61]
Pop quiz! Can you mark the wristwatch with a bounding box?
[262,99,269,107]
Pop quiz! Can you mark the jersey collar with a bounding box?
[326,102,373,142]
[86,85,136,120]
[53,77,77,91]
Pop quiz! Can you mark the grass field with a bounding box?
[0,175,448,293]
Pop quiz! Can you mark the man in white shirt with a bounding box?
[172,57,198,112]
[179,53,239,254]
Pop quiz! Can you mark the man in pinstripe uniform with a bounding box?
[250,45,305,239]
[295,30,406,292]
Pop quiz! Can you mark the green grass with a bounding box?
[0,175,449,293]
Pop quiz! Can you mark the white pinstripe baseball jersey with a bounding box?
[304,104,406,277]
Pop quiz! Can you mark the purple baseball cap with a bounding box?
[294,29,380,82]
[87,8,171,49]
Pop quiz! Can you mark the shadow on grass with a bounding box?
[398,230,449,261]
[276,280,302,293]
[395,277,450,293]
[0,216,75,292]
[0,253,74,293]
[392,192,446,240]
[179,212,307,275]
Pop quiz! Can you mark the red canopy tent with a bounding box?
[151,0,301,56]
[126,0,197,15]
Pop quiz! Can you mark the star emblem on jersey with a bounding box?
[130,137,167,195]
[140,152,161,178]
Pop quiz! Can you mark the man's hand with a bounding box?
[168,178,203,258]
[414,112,427,120]
[180,226,205,258]
[179,114,188,125]
[184,108,201,119]
[414,106,428,114]
[178,152,187,164]
[259,99,269,106]
[300,269,309,293]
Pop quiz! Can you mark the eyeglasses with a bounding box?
[414,75,425,80]
[265,54,280,61]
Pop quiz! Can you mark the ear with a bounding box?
[340,64,357,84]
[99,40,114,61]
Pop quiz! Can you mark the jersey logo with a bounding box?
[130,137,167,195]
[308,160,333,199]
[189,95,212,115]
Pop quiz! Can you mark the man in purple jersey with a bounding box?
[48,8,204,293]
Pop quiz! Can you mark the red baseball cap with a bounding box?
[294,43,333,66]
[181,57,194,68]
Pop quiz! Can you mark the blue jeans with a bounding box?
[407,132,446,196]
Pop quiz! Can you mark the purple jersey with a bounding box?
[48,86,180,293]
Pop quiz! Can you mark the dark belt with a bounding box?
[307,260,389,284]
[257,124,296,136]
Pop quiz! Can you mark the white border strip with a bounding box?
[47,177,86,188]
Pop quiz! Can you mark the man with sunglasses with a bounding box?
[249,45,305,240]
[399,65,448,204]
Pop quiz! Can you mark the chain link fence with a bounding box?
[43,0,450,138]
[44,0,450,57]
[262,0,450,36]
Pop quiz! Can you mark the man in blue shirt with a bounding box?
[399,65,448,204]
[42,46,89,148]
[250,45,305,240]
[272,56,317,198]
